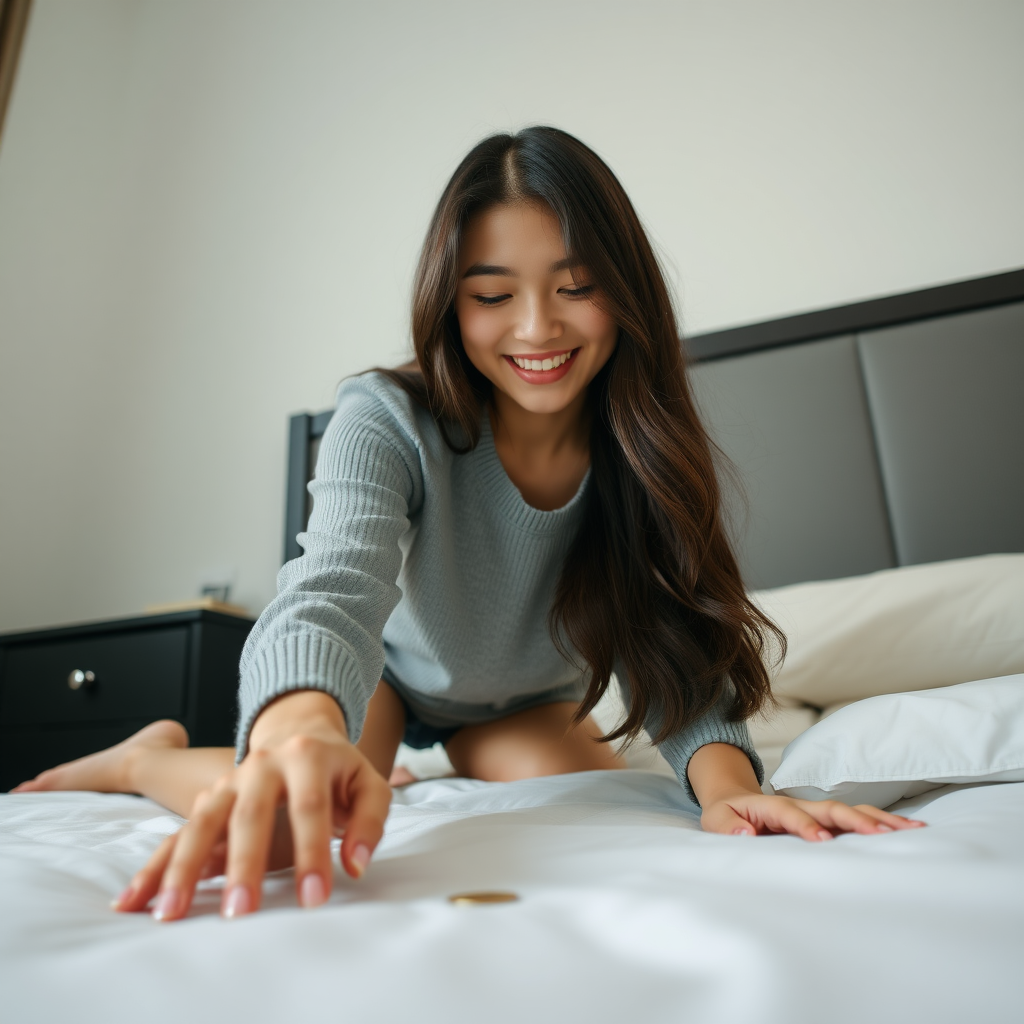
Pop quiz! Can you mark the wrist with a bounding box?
[687,742,762,807]
[702,783,763,806]
[249,689,349,751]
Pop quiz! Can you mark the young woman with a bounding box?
[14,126,923,920]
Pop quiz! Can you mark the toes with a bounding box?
[11,771,54,793]
[388,767,418,787]
[37,772,58,790]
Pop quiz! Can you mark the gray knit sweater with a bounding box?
[237,372,762,803]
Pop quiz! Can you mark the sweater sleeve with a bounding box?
[654,695,764,807]
[618,667,764,805]
[235,378,422,761]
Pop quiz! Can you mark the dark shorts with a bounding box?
[392,687,463,750]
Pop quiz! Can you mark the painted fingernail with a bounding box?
[222,884,252,919]
[300,873,326,909]
[876,823,894,832]
[152,887,182,922]
[350,843,371,877]
[111,884,134,910]
[817,830,833,842]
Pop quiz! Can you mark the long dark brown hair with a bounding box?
[378,126,783,744]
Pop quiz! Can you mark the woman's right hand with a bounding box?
[114,690,392,921]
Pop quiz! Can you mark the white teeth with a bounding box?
[511,351,573,370]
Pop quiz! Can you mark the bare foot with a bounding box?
[9,720,189,795]
[388,766,418,787]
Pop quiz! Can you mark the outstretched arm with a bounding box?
[688,742,925,840]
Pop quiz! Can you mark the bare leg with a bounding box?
[10,679,410,815]
[445,701,626,782]
[355,680,407,783]
[10,721,235,817]
[124,743,237,817]
[125,680,406,814]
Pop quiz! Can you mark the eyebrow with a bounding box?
[461,257,580,279]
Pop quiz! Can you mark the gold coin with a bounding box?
[448,891,520,906]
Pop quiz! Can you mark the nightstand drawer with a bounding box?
[0,627,189,726]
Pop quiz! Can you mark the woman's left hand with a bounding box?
[700,791,926,841]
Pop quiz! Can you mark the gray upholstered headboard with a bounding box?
[286,268,1024,590]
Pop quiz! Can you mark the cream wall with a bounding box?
[1,0,1022,631]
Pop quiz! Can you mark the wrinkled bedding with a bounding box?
[1,770,1021,1024]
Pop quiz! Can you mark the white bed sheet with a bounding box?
[1,770,1021,1024]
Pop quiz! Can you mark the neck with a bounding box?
[489,389,590,460]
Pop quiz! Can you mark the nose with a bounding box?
[512,294,563,346]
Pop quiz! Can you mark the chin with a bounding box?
[499,379,584,414]
[517,394,580,415]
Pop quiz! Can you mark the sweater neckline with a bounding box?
[471,410,591,533]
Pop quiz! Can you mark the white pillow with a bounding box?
[752,554,1024,708]
[747,705,820,784]
[747,704,818,747]
[770,674,1024,807]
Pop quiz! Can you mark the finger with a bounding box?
[112,832,178,912]
[222,753,283,918]
[764,802,836,843]
[335,763,392,879]
[282,741,334,908]
[155,780,236,921]
[803,801,890,836]
[199,840,228,880]
[798,800,923,836]
[851,804,928,831]
[267,809,296,871]
[701,804,758,836]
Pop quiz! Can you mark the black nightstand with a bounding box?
[0,609,254,792]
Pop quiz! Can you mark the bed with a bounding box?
[3,269,1023,1023]
[2,776,1023,1024]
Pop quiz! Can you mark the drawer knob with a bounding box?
[68,669,96,691]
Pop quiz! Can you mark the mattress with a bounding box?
[1,770,1021,1024]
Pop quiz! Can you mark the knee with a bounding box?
[486,743,598,782]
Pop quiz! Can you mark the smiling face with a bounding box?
[454,202,618,418]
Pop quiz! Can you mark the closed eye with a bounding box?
[560,284,595,299]
[472,283,594,306]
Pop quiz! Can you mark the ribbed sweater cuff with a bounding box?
[659,716,764,806]
[235,633,368,763]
